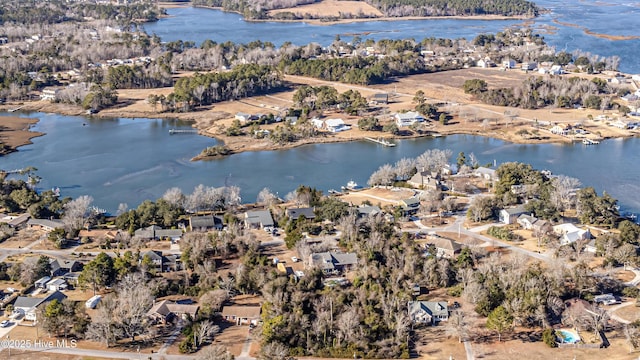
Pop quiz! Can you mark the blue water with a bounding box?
[144,0,640,73]
[558,329,580,343]
[2,113,640,214]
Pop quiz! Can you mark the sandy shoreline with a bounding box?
[0,115,43,155]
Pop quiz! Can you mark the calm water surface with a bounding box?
[1,113,638,214]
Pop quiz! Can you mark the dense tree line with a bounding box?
[106,64,172,89]
[166,64,283,112]
[366,0,538,17]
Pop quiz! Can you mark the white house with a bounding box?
[553,223,591,245]
[499,205,528,224]
[550,125,569,135]
[395,111,425,127]
[408,301,449,325]
[324,118,351,133]
[40,88,61,101]
[502,59,516,69]
[610,120,631,129]
[474,167,498,181]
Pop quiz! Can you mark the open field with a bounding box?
[268,0,383,18]
[340,187,417,206]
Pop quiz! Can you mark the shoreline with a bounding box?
[160,2,534,26]
[3,99,636,161]
[0,115,44,156]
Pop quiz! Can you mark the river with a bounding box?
[1,112,639,215]
[144,0,640,73]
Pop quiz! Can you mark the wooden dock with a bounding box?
[582,138,600,145]
[365,137,396,147]
[169,129,199,135]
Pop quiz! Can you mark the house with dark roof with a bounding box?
[357,205,381,218]
[286,207,316,221]
[244,210,274,229]
[221,305,261,326]
[50,258,82,277]
[147,300,199,324]
[309,251,357,275]
[408,301,449,325]
[424,236,463,259]
[5,213,30,228]
[14,291,67,321]
[141,250,182,273]
[134,225,183,241]
[189,215,223,231]
[407,171,442,191]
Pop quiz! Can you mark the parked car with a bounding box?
[0,320,10,328]
[291,257,300,263]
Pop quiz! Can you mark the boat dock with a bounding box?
[8,105,25,113]
[169,129,199,135]
[582,138,600,145]
[365,137,396,147]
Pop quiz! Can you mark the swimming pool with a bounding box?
[557,329,581,344]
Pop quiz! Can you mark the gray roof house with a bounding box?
[244,210,274,229]
[286,207,316,221]
[474,167,498,181]
[189,215,223,231]
[6,213,30,228]
[424,237,463,258]
[407,171,442,191]
[357,205,381,218]
[309,251,358,275]
[27,218,64,231]
[408,301,449,325]
[134,225,183,241]
[141,250,182,273]
[14,291,67,322]
[499,205,528,224]
[147,300,199,324]
[50,258,82,277]
[400,198,421,215]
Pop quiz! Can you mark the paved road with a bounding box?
[608,301,634,325]
[463,339,475,360]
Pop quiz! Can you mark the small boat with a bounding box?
[341,180,362,191]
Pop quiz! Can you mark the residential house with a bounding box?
[50,258,82,277]
[235,112,251,122]
[407,171,442,191]
[553,223,591,246]
[244,210,274,229]
[610,120,631,129]
[286,207,316,221]
[424,236,463,258]
[324,118,351,133]
[585,238,597,254]
[499,205,528,224]
[5,213,30,228]
[522,61,537,71]
[395,111,425,127]
[27,218,64,232]
[476,58,495,68]
[408,301,449,325]
[35,276,51,289]
[532,219,552,235]
[40,87,61,101]
[147,300,199,324]
[517,214,538,230]
[400,197,420,215]
[474,167,498,181]
[502,59,516,69]
[309,251,358,275]
[550,125,570,135]
[14,291,67,321]
[371,93,389,104]
[134,225,183,241]
[46,278,68,292]
[357,205,381,218]
[189,215,223,231]
[221,305,261,326]
[285,116,298,125]
[141,250,182,273]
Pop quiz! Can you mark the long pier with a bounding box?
[364,137,396,147]
[169,129,199,135]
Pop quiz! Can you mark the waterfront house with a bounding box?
[309,251,357,275]
[189,214,223,231]
[395,111,425,127]
[134,225,183,241]
[221,305,261,326]
[324,118,351,133]
[407,171,442,191]
[40,87,61,101]
[499,205,528,224]
[408,301,449,325]
[14,291,67,322]
[550,125,570,135]
[522,62,537,71]
[244,210,274,229]
[553,223,591,245]
[474,167,498,181]
[235,112,251,122]
[476,58,495,68]
[285,207,316,221]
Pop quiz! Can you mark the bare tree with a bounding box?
[368,163,395,186]
[199,289,228,314]
[256,187,278,206]
[111,272,154,343]
[259,341,290,360]
[393,157,416,181]
[550,175,581,212]
[193,320,220,348]
[86,295,119,347]
[196,345,234,360]
[446,310,467,342]
[163,187,185,208]
[62,195,93,231]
